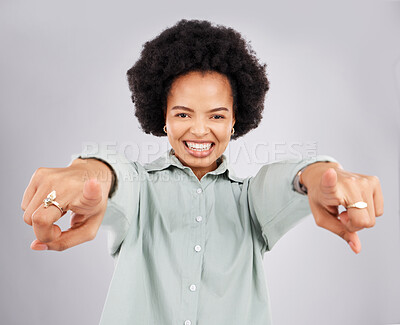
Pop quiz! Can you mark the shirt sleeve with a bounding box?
[68,148,140,258]
[248,155,339,253]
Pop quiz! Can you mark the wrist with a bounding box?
[293,167,309,195]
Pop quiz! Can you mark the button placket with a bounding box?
[182,186,204,325]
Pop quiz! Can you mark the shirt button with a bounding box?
[194,245,202,252]
[196,216,203,222]
[196,188,202,194]
[189,284,197,292]
[184,320,191,325]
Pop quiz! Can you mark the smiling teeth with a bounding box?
[186,142,212,151]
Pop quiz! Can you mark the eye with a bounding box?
[212,115,225,119]
[176,113,188,118]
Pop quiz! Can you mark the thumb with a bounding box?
[81,178,103,208]
[320,168,337,194]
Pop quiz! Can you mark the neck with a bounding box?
[190,162,218,181]
[171,150,222,181]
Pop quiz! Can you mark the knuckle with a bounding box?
[56,241,69,252]
[363,219,372,228]
[34,167,47,179]
[313,216,321,227]
[359,177,369,187]
[343,176,357,186]
[70,199,91,212]
[352,218,369,229]
[79,195,101,208]
[367,219,376,228]
[350,218,362,228]
[346,224,359,233]
[31,212,50,227]
[34,168,59,186]
[376,208,384,216]
[327,197,341,206]
[368,175,380,185]
[338,230,346,240]
[87,230,97,241]
[314,217,325,228]
[68,202,79,212]
[23,212,32,225]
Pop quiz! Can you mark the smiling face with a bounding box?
[165,70,236,180]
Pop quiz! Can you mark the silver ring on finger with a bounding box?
[43,190,64,215]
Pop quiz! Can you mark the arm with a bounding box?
[248,155,339,253]
[68,148,141,257]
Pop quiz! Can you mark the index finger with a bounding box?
[309,200,361,253]
[31,201,66,243]
[31,210,103,251]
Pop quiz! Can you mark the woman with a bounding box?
[22,19,383,325]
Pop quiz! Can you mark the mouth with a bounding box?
[183,140,215,157]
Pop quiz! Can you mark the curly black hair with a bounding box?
[127,19,270,140]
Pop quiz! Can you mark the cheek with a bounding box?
[217,122,233,136]
[167,120,186,138]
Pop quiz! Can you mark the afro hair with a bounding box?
[126,19,270,140]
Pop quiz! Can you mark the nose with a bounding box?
[190,118,210,137]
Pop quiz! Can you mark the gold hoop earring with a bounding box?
[231,127,235,135]
[163,125,167,134]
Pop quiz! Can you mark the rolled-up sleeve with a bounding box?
[248,155,338,253]
[68,148,140,258]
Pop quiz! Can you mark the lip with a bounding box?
[183,140,215,144]
[182,141,215,158]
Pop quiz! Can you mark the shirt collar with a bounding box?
[144,148,243,183]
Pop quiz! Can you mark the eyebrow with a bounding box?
[171,106,230,113]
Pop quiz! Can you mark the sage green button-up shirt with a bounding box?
[71,148,337,325]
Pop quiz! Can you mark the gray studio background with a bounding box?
[1,1,399,324]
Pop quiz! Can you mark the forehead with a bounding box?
[167,71,233,103]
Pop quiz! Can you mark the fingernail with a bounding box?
[34,244,48,250]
